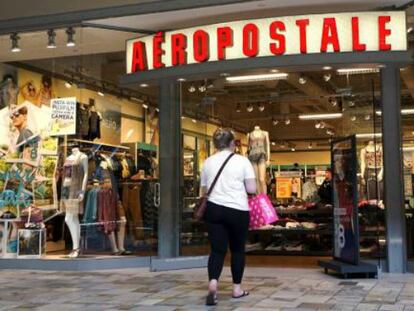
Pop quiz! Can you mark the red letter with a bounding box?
[193,30,210,62]
[320,18,340,52]
[217,27,233,60]
[242,23,259,57]
[269,21,286,55]
[131,41,148,72]
[379,16,392,51]
[352,17,366,51]
[296,19,309,53]
[153,32,165,69]
[171,33,187,66]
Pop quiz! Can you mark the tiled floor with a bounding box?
[1,266,414,310]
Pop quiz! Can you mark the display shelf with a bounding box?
[275,207,333,215]
[246,250,332,256]
[249,228,332,235]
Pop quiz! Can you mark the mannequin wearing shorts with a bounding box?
[247,126,270,194]
[61,147,88,258]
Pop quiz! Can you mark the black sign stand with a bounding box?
[318,135,377,278]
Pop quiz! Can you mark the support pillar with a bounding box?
[381,65,406,273]
[158,79,181,258]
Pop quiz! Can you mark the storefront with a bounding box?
[0,2,412,273]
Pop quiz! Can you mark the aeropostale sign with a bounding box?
[126,11,407,74]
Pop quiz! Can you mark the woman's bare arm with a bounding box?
[244,178,257,195]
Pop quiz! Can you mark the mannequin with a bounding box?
[247,126,270,194]
[360,141,383,200]
[61,146,88,258]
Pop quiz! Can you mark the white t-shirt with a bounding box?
[200,150,256,211]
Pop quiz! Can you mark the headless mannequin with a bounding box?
[247,126,270,194]
[360,141,383,200]
[63,147,88,258]
[99,160,128,255]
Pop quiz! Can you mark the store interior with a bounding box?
[0,25,413,265]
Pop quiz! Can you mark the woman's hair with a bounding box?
[213,128,235,150]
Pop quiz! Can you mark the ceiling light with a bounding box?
[280,142,286,149]
[47,29,57,49]
[329,97,337,107]
[192,119,197,123]
[298,75,307,85]
[326,129,335,136]
[320,122,326,129]
[140,83,149,88]
[236,103,241,113]
[323,73,331,82]
[350,115,357,122]
[10,33,21,52]
[308,142,313,149]
[285,118,291,125]
[348,100,355,107]
[299,113,342,120]
[364,114,371,121]
[97,91,104,97]
[271,141,276,146]
[315,121,321,129]
[337,68,379,75]
[408,27,413,33]
[246,103,254,112]
[220,73,230,77]
[226,73,288,83]
[65,81,73,89]
[199,85,207,92]
[270,69,279,73]
[142,103,149,109]
[188,85,196,93]
[402,109,414,115]
[66,27,75,47]
[181,116,186,120]
[356,133,382,139]
[258,103,265,112]
[155,108,160,112]
[131,97,143,103]
[404,146,414,151]
[177,78,186,82]
[291,147,296,152]
[272,118,279,126]
[323,66,332,70]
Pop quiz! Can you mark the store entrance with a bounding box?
[177,66,385,267]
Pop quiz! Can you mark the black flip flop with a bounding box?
[232,290,249,299]
[206,292,218,306]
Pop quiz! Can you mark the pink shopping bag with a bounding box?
[248,194,278,230]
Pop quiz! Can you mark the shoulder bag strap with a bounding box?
[206,153,235,197]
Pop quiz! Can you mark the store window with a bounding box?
[0,27,158,260]
[178,67,385,263]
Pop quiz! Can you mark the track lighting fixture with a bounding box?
[308,142,313,149]
[350,115,357,122]
[315,121,321,129]
[291,146,296,152]
[66,27,75,47]
[47,29,57,49]
[246,103,254,112]
[272,118,279,126]
[326,129,335,136]
[198,85,207,92]
[236,103,241,113]
[65,81,73,89]
[97,91,104,97]
[188,85,196,93]
[320,122,326,129]
[258,102,265,112]
[348,100,355,107]
[285,118,291,125]
[142,103,149,109]
[328,97,337,107]
[323,73,331,82]
[271,141,276,146]
[364,114,371,121]
[10,33,21,52]
[298,75,307,85]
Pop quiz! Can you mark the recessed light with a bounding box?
[192,119,197,123]
[142,103,149,109]
[177,78,186,82]
[65,81,73,89]
[408,27,413,33]
[270,69,279,73]
[220,73,230,77]
[97,91,104,97]
[323,66,332,70]
[140,83,149,87]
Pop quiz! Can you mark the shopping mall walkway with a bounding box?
[0,266,414,310]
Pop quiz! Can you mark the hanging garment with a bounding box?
[364,168,383,200]
[88,111,101,140]
[364,147,383,169]
[302,180,318,202]
[76,104,90,139]
[122,183,144,239]
[82,189,98,224]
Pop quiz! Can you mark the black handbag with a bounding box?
[194,153,235,221]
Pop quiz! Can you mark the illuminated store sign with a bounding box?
[126,11,407,74]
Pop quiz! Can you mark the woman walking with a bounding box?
[200,128,256,306]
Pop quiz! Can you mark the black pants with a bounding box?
[204,201,250,284]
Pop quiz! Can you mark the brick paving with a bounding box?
[0,266,414,310]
